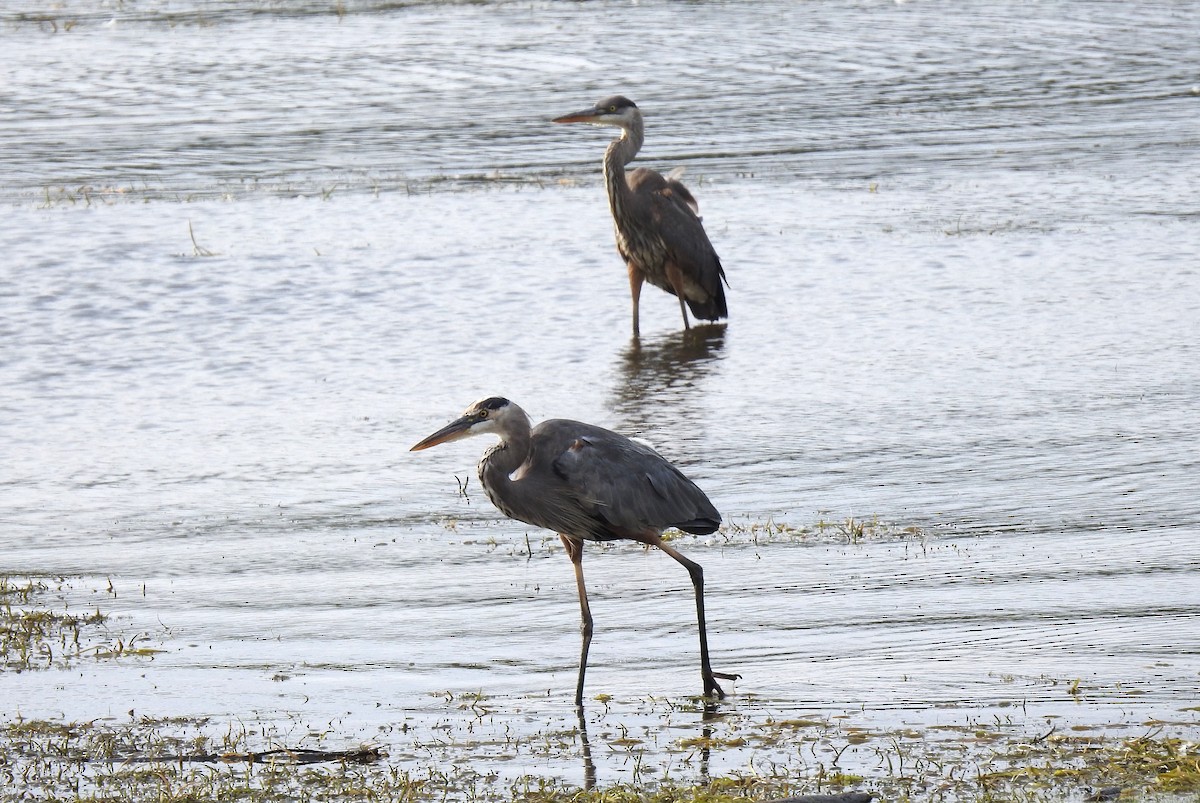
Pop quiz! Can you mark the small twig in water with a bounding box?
[189,220,216,257]
[1032,724,1057,744]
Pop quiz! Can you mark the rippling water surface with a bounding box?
[3,0,1199,790]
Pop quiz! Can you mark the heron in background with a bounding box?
[554,96,728,336]
[411,396,737,705]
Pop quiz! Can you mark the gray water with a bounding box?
[2,0,1199,789]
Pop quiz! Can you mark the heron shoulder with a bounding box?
[532,419,635,457]
[628,167,700,216]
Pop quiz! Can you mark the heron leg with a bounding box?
[561,534,593,707]
[636,533,738,699]
[628,262,644,336]
[664,261,692,330]
[678,297,691,330]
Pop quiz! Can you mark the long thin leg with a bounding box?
[664,261,692,330]
[561,534,593,707]
[676,295,691,330]
[635,533,738,699]
[628,262,645,336]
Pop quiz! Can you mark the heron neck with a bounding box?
[602,117,644,211]
[478,424,532,493]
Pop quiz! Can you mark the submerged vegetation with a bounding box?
[1,576,161,672]
[3,560,1197,802]
[718,515,921,546]
[0,703,1197,802]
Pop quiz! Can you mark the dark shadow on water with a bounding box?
[609,324,727,437]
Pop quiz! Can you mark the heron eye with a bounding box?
[608,105,616,112]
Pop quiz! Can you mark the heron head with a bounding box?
[410,397,521,451]
[553,95,639,128]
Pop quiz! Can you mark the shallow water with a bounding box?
[3,0,1200,792]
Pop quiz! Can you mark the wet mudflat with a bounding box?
[2,0,1200,799]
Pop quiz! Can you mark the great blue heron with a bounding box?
[554,96,728,336]
[410,396,737,705]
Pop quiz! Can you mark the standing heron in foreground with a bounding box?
[411,396,737,705]
[554,96,728,336]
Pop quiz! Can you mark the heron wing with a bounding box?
[628,168,729,318]
[543,421,721,538]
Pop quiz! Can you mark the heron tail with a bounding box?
[686,284,728,322]
[673,516,721,535]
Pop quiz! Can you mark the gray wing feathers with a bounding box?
[628,168,728,320]
[543,421,720,538]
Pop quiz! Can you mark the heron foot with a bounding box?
[704,670,742,699]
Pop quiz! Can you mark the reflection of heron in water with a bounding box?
[574,701,725,790]
[612,325,727,436]
[554,96,729,336]
[575,709,596,789]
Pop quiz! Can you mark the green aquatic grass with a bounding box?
[4,564,1197,802]
[1,576,162,672]
[1,705,1196,803]
[2,577,100,670]
[717,514,925,545]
